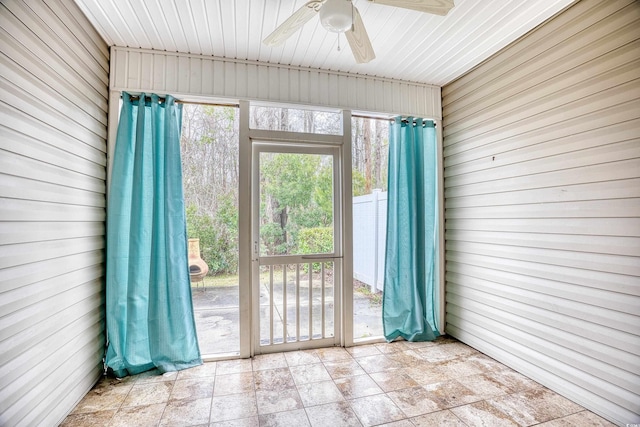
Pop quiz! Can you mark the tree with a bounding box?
[351,117,389,193]
[181,105,239,275]
[259,152,325,254]
[179,105,390,274]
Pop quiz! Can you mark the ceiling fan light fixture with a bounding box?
[319,0,353,33]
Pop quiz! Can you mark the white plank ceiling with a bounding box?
[74,0,575,86]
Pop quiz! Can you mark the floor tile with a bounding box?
[97,375,136,388]
[423,379,482,409]
[433,358,485,379]
[110,403,165,427]
[487,388,584,426]
[284,350,321,366]
[122,381,174,407]
[349,393,405,427]
[297,380,344,406]
[370,371,419,392]
[255,387,303,414]
[451,400,520,427]
[375,341,410,354]
[159,397,211,426]
[253,368,294,391]
[484,368,541,394]
[215,359,252,376]
[410,409,468,426]
[209,415,260,427]
[457,373,510,400]
[401,340,438,350]
[417,342,478,363]
[434,336,460,345]
[386,350,428,368]
[466,353,509,372]
[316,346,353,362]
[170,378,214,401]
[387,386,441,417]
[60,409,115,426]
[62,339,612,427]
[289,363,332,385]
[176,362,218,379]
[355,354,401,374]
[324,359,367,379]
[377,420,414,427]
[535,410,617,426]
[136,369,178,384]
[334,374,384,399]
[258,408,310,427]
[210,392,258,423]
[209,416,259,427]
[305,401,362,427]
[252,353,288,371]
[70,383,131,414]
[214,371,255,395]
[404,365,449,386]
[346,344,381,358]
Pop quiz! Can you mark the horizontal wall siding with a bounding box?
[442,0,640,425]
[110,46,442,119]
[0,0,108,425]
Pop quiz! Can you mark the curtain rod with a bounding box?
[124,96,434,126]
[125,95,239,108]
[352,113,437,127]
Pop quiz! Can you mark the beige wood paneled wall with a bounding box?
[0,0,108,424]
[442,1,640,425]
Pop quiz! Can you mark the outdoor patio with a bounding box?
[191,279,384,357]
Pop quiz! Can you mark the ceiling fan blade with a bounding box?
[263,1,324,47]
[345,6,376,64]
[368,0,454,16]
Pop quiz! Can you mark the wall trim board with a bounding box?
[109,46,442,120]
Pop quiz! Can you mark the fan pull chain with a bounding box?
[337,33,341,52]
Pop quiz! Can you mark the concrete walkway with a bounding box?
[191,283,383,356]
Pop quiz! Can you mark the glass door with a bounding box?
[252,143,342,353]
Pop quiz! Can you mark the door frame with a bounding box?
[238,101,353,357]
[252,142,341,354]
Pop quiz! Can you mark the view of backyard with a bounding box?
[181,104,389,356]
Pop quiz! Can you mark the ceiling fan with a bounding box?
[263,0,454,64]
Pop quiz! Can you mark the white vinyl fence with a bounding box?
[353,190,387,293]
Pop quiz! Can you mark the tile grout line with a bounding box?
[209,366,219,423]
[64,339,611,427]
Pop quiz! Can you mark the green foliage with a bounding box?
[314,166,333,224]
[351,170,367,197]
[259,153,332,255]
[260,222,289,255]
[261,153,317,208]
[181,107,389,277]
[186,200,238,275]
[297,227,333,254]
[297,227,333,272]
[217,194,238,235]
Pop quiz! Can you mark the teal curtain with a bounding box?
[105,92,202,377]
[382,117,440,342]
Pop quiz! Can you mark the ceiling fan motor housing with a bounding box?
[319,0,353,32]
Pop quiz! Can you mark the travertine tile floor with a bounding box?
[62,337,614,427]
